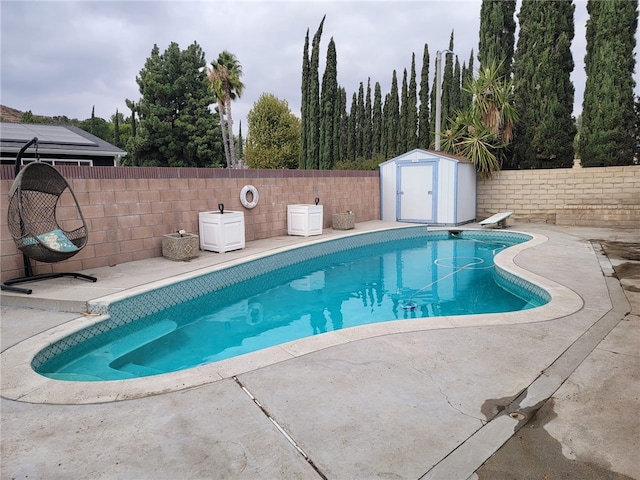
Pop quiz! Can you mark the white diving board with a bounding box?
[479,211,513,228]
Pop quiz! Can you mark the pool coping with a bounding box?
[0,226,583,404]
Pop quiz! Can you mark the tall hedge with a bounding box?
[478,0,516,79]
[320,37,338,169]
[418,44,431,149]
[579,0,638,166]
[512,0,576,169]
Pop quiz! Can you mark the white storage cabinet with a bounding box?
[287,204,323,236]
[198,210,245,253]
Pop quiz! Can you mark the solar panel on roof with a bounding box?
[0,123,97,147]
[1,123,37,142]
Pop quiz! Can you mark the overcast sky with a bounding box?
[1,1,638,135]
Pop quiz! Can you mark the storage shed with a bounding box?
[379,149,476,225]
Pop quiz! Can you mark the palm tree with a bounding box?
[207,51,244,168]
[440,62,517,177]
[441,109,503,177]
[468,61,516,145]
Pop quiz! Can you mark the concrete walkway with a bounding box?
[1,222,638,479]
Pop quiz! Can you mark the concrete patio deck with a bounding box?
[1,221,638,479]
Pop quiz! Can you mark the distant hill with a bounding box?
[0,105,78,125]
[0,105,24,123]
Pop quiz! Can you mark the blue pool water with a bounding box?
[34,229,548,381]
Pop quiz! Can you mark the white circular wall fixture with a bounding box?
[240,185,259,209]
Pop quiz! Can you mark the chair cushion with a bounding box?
[37,229,78,252]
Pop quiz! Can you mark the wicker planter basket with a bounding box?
[162,233,199,261]
[332,212,355,230]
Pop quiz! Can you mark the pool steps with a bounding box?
[46,319,177,380]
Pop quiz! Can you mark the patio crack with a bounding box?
[417,369,486,424]
[233,376,328,480]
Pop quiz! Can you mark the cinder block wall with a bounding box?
[477,165,640,225]
[1,166,380,282]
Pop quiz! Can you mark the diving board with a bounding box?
[479,211,513,228]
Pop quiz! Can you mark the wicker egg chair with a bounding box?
[2,138,97,294]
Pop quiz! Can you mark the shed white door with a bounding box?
[397,162,435,223]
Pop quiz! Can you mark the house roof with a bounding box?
[0,122,126,158]
[378,148,472,167]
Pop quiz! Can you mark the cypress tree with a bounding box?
[381,93,391,157]
[461,51,474,111]
[308,16,325,169]
[347,93,357,162]
[418,44,431,149]
[580,0,638,166]
[90,106,96,135]
[356,82,365,158]
[399,68,409,153]
[372,82,383,156]
[238,121,243,163]
[407,53,418,150]
[387,70,400,157]
[430,70,437,147]
[113,109,121,147]
[380,93,391,158]
[478,0,516,78]
[512,0,576,168]
[441,32,455,132]
[332,86,345,165]
[337,87,348,163]
[300,29,310,168]
[320,37,338,169]
[365,78,373,159]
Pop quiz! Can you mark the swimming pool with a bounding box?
[31,228,548,382]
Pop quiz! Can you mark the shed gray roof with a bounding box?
[378,148,472,167]
[0,122,126,157]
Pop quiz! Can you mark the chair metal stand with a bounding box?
[1,254,97,294]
